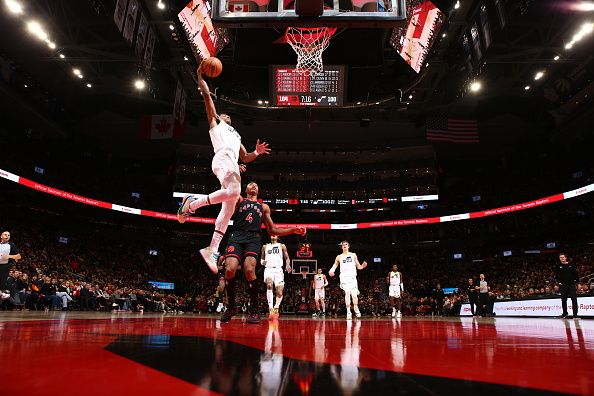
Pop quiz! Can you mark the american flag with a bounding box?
[426,116,479,144]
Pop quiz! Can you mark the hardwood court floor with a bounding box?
[0,312,592,395]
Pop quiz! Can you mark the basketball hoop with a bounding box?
[301,270,309,280]
[285,27,336,75]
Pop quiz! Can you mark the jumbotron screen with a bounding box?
[270,65,345,107]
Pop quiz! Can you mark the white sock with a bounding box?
[267,289,274,310]
[274,295,282,310]
[189,195,209,211]
[209,231,224,251]
[321,300,325,312]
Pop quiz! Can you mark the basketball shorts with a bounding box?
[389,285,402,298]
[314,288,325,300]
[263,266,285,285]
[212,149,240,185]
[226,231,261,261]
[339,277,359,295]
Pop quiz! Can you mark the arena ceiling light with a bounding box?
[534,71,544,80]
[454,1,460,9]
[86,83,92,88]
[27,20,48,41]
[524,85,531,90]
[59,54,65,59]
[169,24,175,30]
[4,0,23,14]
[134,79,146,90]
[572,1,594,11]
[469,81,482,93]
[157,0,165,10]
[72,68,81,76]
[554,55,560,61]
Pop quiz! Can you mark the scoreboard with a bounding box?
[271,65,346,107]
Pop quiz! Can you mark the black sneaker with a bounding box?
[221,307,236,323]
[561,313,568,319]
[247,312,261,324]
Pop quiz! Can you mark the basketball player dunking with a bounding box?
[260,235,292,319]
[221,182,306,324]
[312,269,328,317]
[387,264,404,318]
[177,64,271,273]
[329,241,367,320]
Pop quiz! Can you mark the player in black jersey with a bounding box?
[221,182,306,324]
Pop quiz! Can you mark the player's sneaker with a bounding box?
[247,312,261,324]
[391,308,396,318]
[353,307,361,318]
[311,312,318,318]
[216,302,224,313]
[177,195,196,223]
[396,310,402,318]
[271,309,280,320]
[321,311,326,317]
[220,307,236,323]
[200,247,219,274]
[346,312,352,320]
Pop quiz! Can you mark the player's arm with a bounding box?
[262,204,307,237]
[196,69,218,129]
[329,256,340,277]
[354,253,367,270]
[239,140,271,163]
[281,244,292,273]
[323,274,328,287]
[386,273,390,284]
[260,245,267,266]
[399,272,404,293]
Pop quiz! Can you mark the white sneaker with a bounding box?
[391,309,396,318]
[200,247,219,274]
[216,303,224,313]
[346,312,352,320]
[354,307,361,318]
[396,311,402,318]
[177,195,197,224]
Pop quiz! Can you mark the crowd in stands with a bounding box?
[2,220,593,316]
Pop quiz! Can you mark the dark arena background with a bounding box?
[1,0,594,395]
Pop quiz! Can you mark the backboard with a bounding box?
[211,0,407,28]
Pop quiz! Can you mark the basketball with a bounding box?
[200,57,223,78]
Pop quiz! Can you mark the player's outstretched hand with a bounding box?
[293,227,307,236]
[361,261,368,269]
[255,139,271,156]
[329,271,335,277]
[239,164,247,173]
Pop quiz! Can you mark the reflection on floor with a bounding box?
[0,312,591,395]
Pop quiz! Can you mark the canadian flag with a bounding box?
[230,2,249,12]
[138,115,184,140]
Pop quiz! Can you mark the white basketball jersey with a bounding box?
[389,271,401,286]
[339,253,357,279]
[209,120,241,160]
[314,274,325,289]
[264,243,283,268]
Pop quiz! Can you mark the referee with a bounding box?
[556,253,579,319]
[0,231,22,291]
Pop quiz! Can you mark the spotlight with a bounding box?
[23,84,27,88]
[524,85,530,90]
[356,101,361,105]
[184,55,189,61]
[72,68,81,76]
[48,42,56,49]
[134,79,146,90]
[77,74,84,79]
[534,71,544,80]
[157,0,165,9]
[565,41,574,49]
[454,1,460,9]
[572,1,594,11]
[408,94,413,99]
[469,81,482,92]
[553,55,560,61]
[169,24,175,30]
[257,100,263,105]
[5,0,23,14]
[59,54,65,59]
[442,33,447,38]
[27,21,48,41]
[264,100,269,104]
[86,83,92,88]
[375,102,380,105]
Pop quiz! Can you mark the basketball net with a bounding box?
[301,270,309,280]
[285,27,336,75]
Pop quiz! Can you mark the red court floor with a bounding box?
[0,312,592,395]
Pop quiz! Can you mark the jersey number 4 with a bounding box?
[245,213,253,223]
